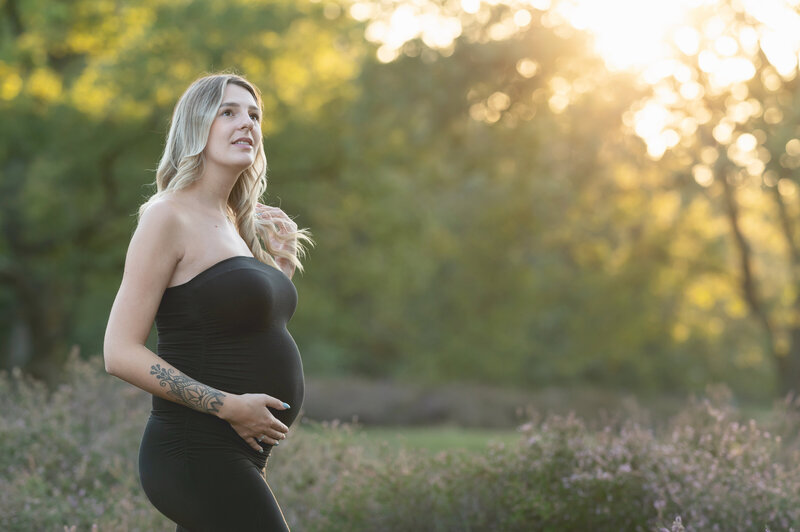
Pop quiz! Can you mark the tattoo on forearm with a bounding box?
[150,364,225,414]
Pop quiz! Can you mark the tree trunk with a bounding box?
[717,165,791,391]
[3,270,72,386]
[780,328,800,396]
[771,178,800,395]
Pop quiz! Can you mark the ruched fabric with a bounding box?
[138,255,304,531]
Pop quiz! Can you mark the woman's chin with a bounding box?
[227,157,256,172]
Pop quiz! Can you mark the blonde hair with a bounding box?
[138,72,313,273]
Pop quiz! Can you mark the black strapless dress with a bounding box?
[137,255,304,531]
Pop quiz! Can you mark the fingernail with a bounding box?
[282,402,291,409]
[274,441,280,446]
[258,448,264,453]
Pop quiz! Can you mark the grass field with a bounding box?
[356,425,522,452]
[295,422,522,453]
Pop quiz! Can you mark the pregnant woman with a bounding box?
[103,73,313,531]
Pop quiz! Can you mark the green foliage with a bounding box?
[0,0,367,381]
[1,0,796,397]
[290,8,740,394]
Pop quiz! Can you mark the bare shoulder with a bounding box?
[139,195,193,245]
[138,195,188,229]
[105,196,190,349]
[126,196,190,285]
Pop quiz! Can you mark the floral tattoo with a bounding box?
[150,363,225,414]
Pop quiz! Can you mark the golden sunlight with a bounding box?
[555,0,800,158]
[554,0,714,71]
[556,0,800,76]
[353,0,800,159]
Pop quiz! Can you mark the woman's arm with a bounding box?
[103,200,289,450]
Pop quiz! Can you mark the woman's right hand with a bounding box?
[218,393,290,451]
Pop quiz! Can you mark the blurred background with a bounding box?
[5,0,800,429]
[10,0,800,529]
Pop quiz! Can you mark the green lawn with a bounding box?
[299,423,522,453]
[360,426,522,452]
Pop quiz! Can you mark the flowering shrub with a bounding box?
[295,408,800,531]
[0,353,167,531]
[2,353,800,531]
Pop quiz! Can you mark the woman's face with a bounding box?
[203,83,262,174]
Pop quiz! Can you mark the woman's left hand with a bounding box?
[255,203,298,279]
[255,203,297,235]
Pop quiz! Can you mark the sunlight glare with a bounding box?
[354,0,800,161]
[634,102,671,140]
[741,0,800,77]
[736,132,757,152]
[680,117,699,136]
[554,0,800,158]
[387,5,420,49]
[761,31,798,77]
[779,178,798,196]
[364,2,464,62]
[712,120,735,144]
[350,2,378,22]
[703,16,726,40]
[516,58,539,77]
[679,82,703,100]
[556,0,713,71]
[785,138,800,156]
[693,165,715,187]
[674,26,700,56]
[514,9,533,27]
[528,0,552,9]
[715,36,738,56]
[461,0,480,14]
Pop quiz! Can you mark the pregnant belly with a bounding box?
[158,327,305,429]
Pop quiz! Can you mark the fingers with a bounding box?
[247,433,282,451]
[264,427,288,441]
[249,429,286,451]
[254,204,276,221]
[235,393,292,450]
[255,205,281,217]
[258,393,290,432]
[258,428,287,444]
[245,429,286,452]
[267,411,290,435]
[255,206,294,224]
[261,393,291,411]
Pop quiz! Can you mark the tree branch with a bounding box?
[772,175,800,275]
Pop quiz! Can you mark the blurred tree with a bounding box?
[625,0,800,394]
[0,0,365,383]
[294,3,732,392]
[1,0,785,398]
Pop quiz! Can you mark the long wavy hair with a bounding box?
[137,72,313,273]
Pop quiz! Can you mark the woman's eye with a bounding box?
[250,114,260,120]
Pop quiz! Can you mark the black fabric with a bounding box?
[137,255,304,531]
